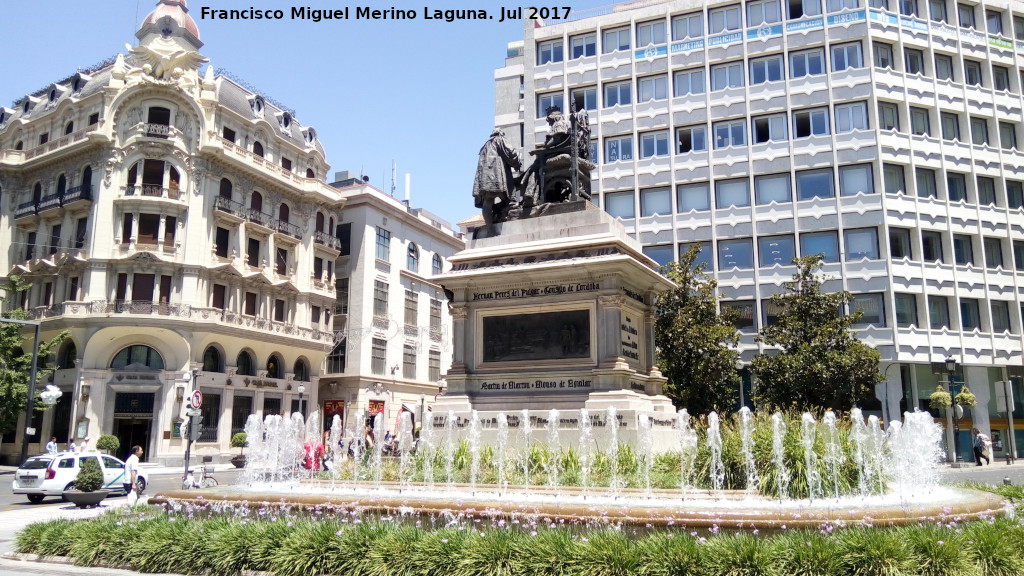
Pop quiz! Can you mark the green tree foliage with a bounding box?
[74,457,104,492]
[0,276,69,435]
[654,246,740,415]
[751,256,884,412]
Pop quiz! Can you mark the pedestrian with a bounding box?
[46,437,58,454]
[124,445,143,501]
[79,437,90,453]
[972,428,991,466]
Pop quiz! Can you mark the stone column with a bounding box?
[449,305,468,373]
[157,215,167,252]
[643,309,656,371]
[598,295,625,368]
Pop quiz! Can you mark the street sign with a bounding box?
[190,390,203,409]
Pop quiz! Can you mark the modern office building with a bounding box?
[497,0,1024,459]
[0,0,462,465]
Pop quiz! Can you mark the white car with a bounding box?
[12,451,148,503]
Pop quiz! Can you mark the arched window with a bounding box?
[315,212,325,233]
[219,178,232,199]
[15,140,23,150]
[202,346,223,373]
[407,243,419,272]
[64,122,74,135]
[252,141,264,158]
[57,341,77,370]
[251,191,263,212]
[306,168,315,178]
[127,162,138,186]
[110,345,164,370]
[432,254,443,275]
[266,354,282,379]
[279,204,290,223]
[329,217,334,232]
[56,174,67,196]
[293,359,310,382]
[236,351,254,376]
[81,166,92,195]
[32,182,42,203]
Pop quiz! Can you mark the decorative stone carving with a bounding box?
[598,295,626,307]
[127,39,208,82]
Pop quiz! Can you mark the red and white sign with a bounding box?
[190,390,203,409]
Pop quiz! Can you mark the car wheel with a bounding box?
[62,482,75,501]
[27,494,45,503]
[135,477,146,494]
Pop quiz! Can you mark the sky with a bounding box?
[0,0,615,227]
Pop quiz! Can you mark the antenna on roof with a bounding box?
[391,161,397,197]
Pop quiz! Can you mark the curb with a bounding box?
[2,553,271,576]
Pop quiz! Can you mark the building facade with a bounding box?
[498,0,1024,459]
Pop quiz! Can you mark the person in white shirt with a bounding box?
[45,437,58,454]
[124,445,142,495]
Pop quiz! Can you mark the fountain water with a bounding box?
[677,409,698,497]
[397,412,414,489]
[638,414,653,497]
[771,412,789,501]
[444,410,456,489]
[519,409,532,485]
[800,412,822,501]
[577,408,593,496]
[707,412,724,492]
[738,407,758,496]
[420,420,436,490]
[468,410,482,493]
[496,413,509,494]
[822,411,843,500]
[545,409,560,491]
[370,413,384,488]
[606,406,620,497]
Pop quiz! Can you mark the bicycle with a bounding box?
[181,465,218,489]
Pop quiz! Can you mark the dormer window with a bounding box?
[303,127,317,145]
[0,111,5,124]
[250,96,265,118]
[253,141,264,158]
[146,107,171,138]
[64,122,74,135]
[48,88,57,102]
[22,101,30,114]
[72,78,83,93]
[280,112,291,129]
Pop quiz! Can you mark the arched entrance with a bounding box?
[109,344,163,459]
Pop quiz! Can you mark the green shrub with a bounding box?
[230,432,247,455]
[74,457,103,492]
[95,435,120,454]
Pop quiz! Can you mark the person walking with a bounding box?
[45,437,58,454]
[124,445,143,497]
[972,428,991,466]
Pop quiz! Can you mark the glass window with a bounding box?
[672,13,703,40]
[828,0,858,11]
[537,39,563,65]
[375,227,390,261]
[713,119,746,148]
[984,237,1003,269]
[677,182,711,212]
[718,238,754,269]
[840,164,874,196]
[1000,122,1017,150]
[958,2,975,28]
[639,131,669,158]
[947,172,967,201]
[636,19,667,46]
[845,228,880,260]
[680,241,713,270]
[832,42,864,72]
[570,33,596,59]
[721,300,756,331]
[874,42,895,69]
[935,54,954,80]
[716,178,750,208]
[711,62,744,90]
[970,117,989,145]
[1016,15,1024,40]
[643,245,675,266]
[748,0,782,25]
[603,27,630,53]
[605,191,635,218]
[986,9,1003,34]
[709,5,742,33]
[1006,180,1024,209]
[993,66,1011,91]
[890,227,912,259]
[640,187,672,216]
[538,93,563,118]
[915,167,937,198]
[910,107,931,136]
[851,293,885,326]
[759,235,796,266]
[752,113,788,143]
[940,112,960,141]
[899,0,919,16]
[571,86,597,111]
[992,301,1012,332]
[928,295,950,329]
[676,125,708,153]
[895,293,919,327]
[110,345,164,370]
[790,49,825,78]
[878,101,900,131]
[883,164,906,195]
[638,76,668,102]
[796,168,834,200]
[407,243,419,272]
[929,0,947,22]
[794,0,824,17]
[373,280,389,316]
[605,135,633,162]
[922,230,944,262]
[835,102,869,133]
[371,338,387,375]
[964,60,983,86]
[904,48,925,75]
[960,298,981,330]
[755,173,791,204]
[750,55,784,84]
[673,68,705,97]
[952,233,974,265]
[432,254,443,275]
[800,230,840,262]
[977,176,996,205]
[793,108,829,137]
[604,81,631,107]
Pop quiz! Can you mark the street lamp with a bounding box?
[298,384,306,417]
[945,356,963,464]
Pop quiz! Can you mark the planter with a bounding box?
[63,489,110,508]
[230,456,247,468]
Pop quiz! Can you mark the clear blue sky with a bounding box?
[0,0,612,227]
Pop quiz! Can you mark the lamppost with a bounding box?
[1,317,42,465]
[945,356,963,464]
[298,384,306,417]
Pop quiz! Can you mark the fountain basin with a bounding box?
[150,481,1007,530]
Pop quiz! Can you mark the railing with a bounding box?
[215,196,304,239]
[63,185,92,204]
[314,230,342,250]
[218,136,320,186]
[37,193,62,212]
[13,186,94,220]
[214,195,247,217]
[144,123,170,138]
[274,219,303,239]
[123,185,182,200]
[15,200,37,219]
[20,123,104,160]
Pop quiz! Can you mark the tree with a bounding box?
[0,276,68,436]
[654,246,740,415]
[750,255,884,412]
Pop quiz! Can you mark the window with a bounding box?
[984,237,1003,269]
[716,178,750,208]
[748,0,782,25]
[952,234,974,265]
[673,68,705,97]
[718,238,754,269]
[711,62,744,90]
[721,300,756,330]
[993,66,1011,91]
[373,280,389,317]
[935,54,954,80]
[1016,15,1024,40]
[878,102,900,131]
[274,299,286,322]
[940,112,960,141]
[637,19,666,46]
[1000,122,1017,150]
[672,12,703,40]
[604,81,631,107]
[793,108,829,137]
[638,76,668,102]
[1007,180,1024,209]
[680,242,714,270]
[755,173,791,204]
[640,131,669,158]
[404,290,418,327]
[960,298,981,330]
[709,5,742,33]
[909,107,931,136]
[335,277,350,315]
[915,167,937,198]
[986,9,1003,34]
[798,230,839,262]
[840,164,874,196]
[603,27,630,53]
[605,135,633,162]
[538,92,564,117]
[827,0,857,11]
[796,169,834,200]
[759,235,796,266]
[899,0,919,16]
[790,49,825,78]
[851,294,885,326]
[571,86,597,111]
[845,228,879,260]
[428,349,441,382]
[929,0,947,22]
[947,172,967,201]
[992,301,1012,332]
[640,187,672,216]
[895,293,918,327]
[537,39,563,64]
[958,2,975,28]
[750,55,784,85]
[977,176,996,205]
[835,102,869,133]
[964,60,983,86]
[375,227,390,261]
[275,247,287,275]
[432,254,443,275]
[970,117,989,145]
[677,182,711,212]
[570,33,596,59]
[371,338,387,375]
[402,345,417,380]
[676,125,708,152]
[713,119,746,148]
[928,295,950,329]
[791,0,824,18]
[74,217,88,249]
[605,190,635,218]
[429,298,442,334]
[752,113,788,144]
[246,237,260,267]
[874,42,895,69]
[644,245,675,266]
[407,242,419,272]
[110,345,164,370]
[890,228,913,259]
[922,230,944,262]
[832,43,864,72]
[904,48,925,75]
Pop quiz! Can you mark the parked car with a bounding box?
[11,451,148,503]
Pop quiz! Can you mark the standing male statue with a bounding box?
[473,128,522,225]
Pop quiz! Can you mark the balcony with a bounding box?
[122,185,183,201]
[13,186,94,221]
[215,136,319,189]
[313,230,342,251]
[144,123,170,138]
[1,121,107,164]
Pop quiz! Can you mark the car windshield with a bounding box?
[20,457,52,470]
